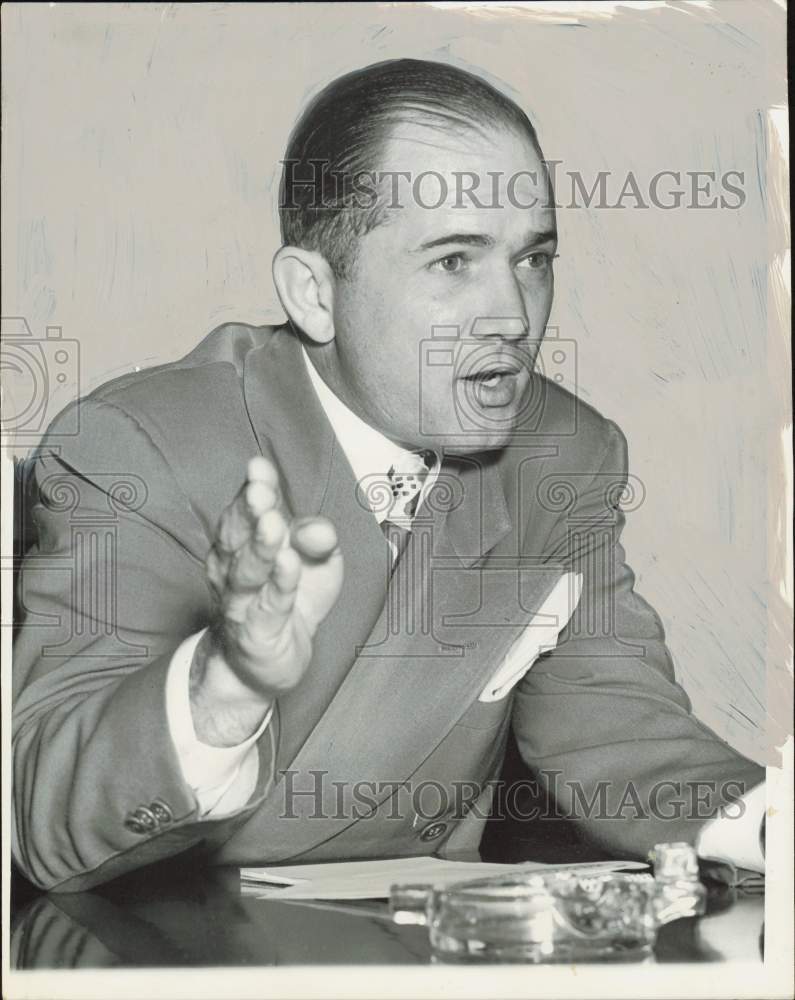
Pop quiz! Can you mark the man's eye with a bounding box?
[431,254,467,274]
[518,252,557,271]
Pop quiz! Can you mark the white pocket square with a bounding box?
[478,572,583,703]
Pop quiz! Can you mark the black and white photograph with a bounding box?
[1,2,791,998]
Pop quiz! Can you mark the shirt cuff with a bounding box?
[165,629,273,817]
[696,780,766,873]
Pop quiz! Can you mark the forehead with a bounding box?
[373,122,555,242]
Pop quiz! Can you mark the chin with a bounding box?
[439,431,514,456]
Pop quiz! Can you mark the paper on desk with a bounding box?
[239,856,648,900]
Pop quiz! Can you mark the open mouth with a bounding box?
[458,364,526,409]
[462,367,520,387]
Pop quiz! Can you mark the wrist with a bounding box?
[189,630,273,746]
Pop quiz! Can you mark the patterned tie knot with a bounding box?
[386,449,436,521]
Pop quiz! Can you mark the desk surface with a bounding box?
[10,863,764,969]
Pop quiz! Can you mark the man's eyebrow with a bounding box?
[412,229,558,253]
[412,233,496,253]
[517,229,558,248]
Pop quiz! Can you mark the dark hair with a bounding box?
[279,58,542,277]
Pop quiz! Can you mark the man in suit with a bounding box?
[12,59,765,892]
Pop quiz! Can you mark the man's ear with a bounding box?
[272,246,336,344]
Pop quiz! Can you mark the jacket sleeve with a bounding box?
[12,397,275,892]
[512,419,765,858]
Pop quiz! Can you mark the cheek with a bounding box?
[338,273,406,355]
[534,274,555,318]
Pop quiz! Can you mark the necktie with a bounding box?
[381,449,436,567]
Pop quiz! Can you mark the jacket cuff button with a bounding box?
[150,801,173,824]
[419,821,448,842]
[133,806,158,831]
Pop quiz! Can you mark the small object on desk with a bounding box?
[393,871,659,964]
[648,842,707,923]
[388,871,654,927]
[388,843,719,963]
[390,883,438,925]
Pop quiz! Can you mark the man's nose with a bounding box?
[469,314,528,341]
[469,274,530,341]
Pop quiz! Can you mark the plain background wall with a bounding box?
[2,2,789,762]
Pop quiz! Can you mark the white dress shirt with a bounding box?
[164,347,765,874]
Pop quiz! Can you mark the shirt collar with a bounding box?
[301,346,438,524]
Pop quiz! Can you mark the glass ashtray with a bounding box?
[392,872,658,964]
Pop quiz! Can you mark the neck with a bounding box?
[303,342,418,452]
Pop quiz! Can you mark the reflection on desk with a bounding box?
[10,865,763,969]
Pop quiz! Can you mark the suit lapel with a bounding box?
[242,330,391,767]
[438,452,513,567]
[243,327,335,518]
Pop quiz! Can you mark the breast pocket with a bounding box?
[477,571,584,703]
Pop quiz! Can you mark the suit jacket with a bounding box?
[12,323,764,891]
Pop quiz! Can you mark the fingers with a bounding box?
[228,513,337,610]
[216,480,276,554]
[225,507,287,592]
[247,455,280,488]
[254,546,301,616]
[238,548,302,643]
[208,457,283,599]
[290,517,339,561]
[202,457,344,693]
[216,459,282,556]
[207,458,342,649]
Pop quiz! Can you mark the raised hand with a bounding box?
[190,456,343,746]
